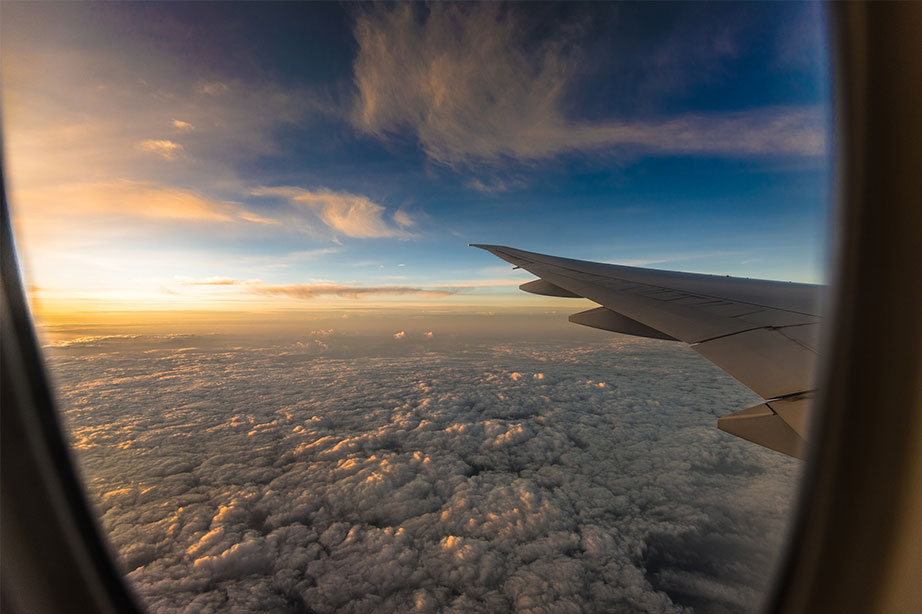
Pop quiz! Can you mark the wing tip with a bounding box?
[469,244,510,256]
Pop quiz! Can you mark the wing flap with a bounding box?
[568,307,678,341]
[717,402,806,459]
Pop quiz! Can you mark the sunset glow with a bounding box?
[3,2,831,323]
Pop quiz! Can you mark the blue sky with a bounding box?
[1,2,832,311]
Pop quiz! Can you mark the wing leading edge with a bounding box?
[472,244,825,458]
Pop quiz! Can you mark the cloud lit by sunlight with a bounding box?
[171,119,195,131]
[252,186,415,239]
[137,139,184,161]
[1,1,831,315]
[177,276,457,300]
[18,180,237,223]
[352,4,825,165]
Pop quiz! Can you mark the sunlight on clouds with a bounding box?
[137,139,184,161]
[177,276,250,286]
[392,207,416,229]
[256,283,453,300]
[2,30,311,289]
[237,211,280,225]
[171,119,195,131]
[351,4,825,165]
[18,180,234,223]
[47,330,798,612]
[1,2,829,314]
[252,186,414,239]
[285,247,342,260]
[176,276,456,300]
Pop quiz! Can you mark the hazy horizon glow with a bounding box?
[2,2,831,316]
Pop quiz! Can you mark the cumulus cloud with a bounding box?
[50,330,800,613]
[252,186,414,239]
[351,4,825,165]
[137,139,184,161]
[393,331,406,339]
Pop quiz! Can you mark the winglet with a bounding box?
[469,244,531,268]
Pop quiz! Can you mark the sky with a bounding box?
[1,2,832,316]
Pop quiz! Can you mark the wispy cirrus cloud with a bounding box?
[252,186,414,239]
[351,4,825,166]
[19,180,237,223]
[199,81,230,96]
[172,119,195,131]
[178,276,455,299]
[2,28,312,259]
[137,139,184,161]
[255,284,454,300]
[174,275,534,300]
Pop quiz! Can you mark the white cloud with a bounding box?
[51,330,799,613]
[137,139,184,161]
[351,4,825,165]
[252,186,415,239]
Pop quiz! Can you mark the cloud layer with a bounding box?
[50,329,800,613]
[176,277,456,300]
[351,4,825,165]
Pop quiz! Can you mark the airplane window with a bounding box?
[1,2,831,612]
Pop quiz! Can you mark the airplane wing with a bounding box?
[472,244,825,458]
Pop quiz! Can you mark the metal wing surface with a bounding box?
[473,244,825,458]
